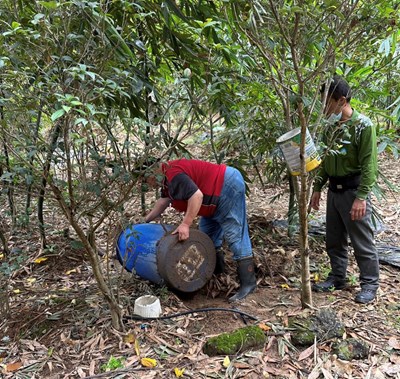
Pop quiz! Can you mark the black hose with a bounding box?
[123,307,258,321]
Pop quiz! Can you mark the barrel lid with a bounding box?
[157,229,216,293]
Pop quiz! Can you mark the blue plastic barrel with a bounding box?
[116,223,216,292]
[116,223,174,284]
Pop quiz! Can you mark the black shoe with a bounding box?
[355,288,377,304]
[228,257,257,302]
[312,278,346,293]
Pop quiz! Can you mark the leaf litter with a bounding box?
[1,155,400,378]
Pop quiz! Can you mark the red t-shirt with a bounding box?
[161,159,226,217]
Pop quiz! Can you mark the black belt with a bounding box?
[328,174,361,192]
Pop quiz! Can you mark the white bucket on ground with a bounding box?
[134,295,162,318]
[276,127,321,176]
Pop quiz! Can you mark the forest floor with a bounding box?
[1,156,400,379]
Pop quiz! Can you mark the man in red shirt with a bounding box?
[144,158,256,302]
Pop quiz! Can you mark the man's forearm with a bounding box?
[182,190,203,226]
[145,198,171,222]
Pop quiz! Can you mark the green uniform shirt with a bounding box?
[313,110,378,200]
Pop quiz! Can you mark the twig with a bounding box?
[313,335,317,364]
[82,367,158,379]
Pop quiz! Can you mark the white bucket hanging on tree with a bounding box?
[276,127,321,176]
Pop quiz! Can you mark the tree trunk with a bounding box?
[298,103,312,308]
[288,175,298,238]
[38,122,62,249]
[0,227,9,256]
[49,181,123,330]
[0,107,16,229]
[1,141,16,229]
[240,130,264,187]
[0,280,10,319]
[26,101,43,219]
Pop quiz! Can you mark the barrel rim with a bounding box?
[276,127,302,144]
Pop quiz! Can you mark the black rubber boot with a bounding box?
[228,257,256,302]
[214,249,225,275]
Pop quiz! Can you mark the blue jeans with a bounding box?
[199,166,252,260]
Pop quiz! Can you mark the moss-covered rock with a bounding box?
[332,338,369,360]
[289,309,345,346]
[203,325,266,356]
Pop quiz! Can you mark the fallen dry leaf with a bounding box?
[263,365,294,376]
[321,367,334,379]
[388,337,400,350]
[174,367,185,377]
[390,354,400,364]
[125,356,140,367]
[233,362,251,369]
[141,357,157,368]
[34,257,48,264]
[223,356,230,368]
[379,363,400,375]
[258,323,271,331]
[134,339,140,356]
[298,345,314,361]
[276,310,284,318]
[372,367,388,379]
[123,333,136,344]
[6,361,23,372]
[331,357,353,376]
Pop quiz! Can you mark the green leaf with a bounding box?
[70,240,84,249]
[31,13,45,25]
[51,109,65,121]
[0,172,14,182]
[38,1,58,9]
[74,118,88,126]
[25,174,34,185]
[352,67,373,77]
[86,72,96,80]
[164,0,191,23]
[290,6,304,13]
[391,32,397,55]
[378,38,390,56]
[86,104,95,115]
[377,142,387,154]
[61,55,73,62]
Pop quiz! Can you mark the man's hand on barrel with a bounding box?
[172,189,203,241]
[172,223,190,241]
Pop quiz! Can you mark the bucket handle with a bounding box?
[160,221,171,235]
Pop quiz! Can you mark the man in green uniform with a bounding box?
[310,75,379,304]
